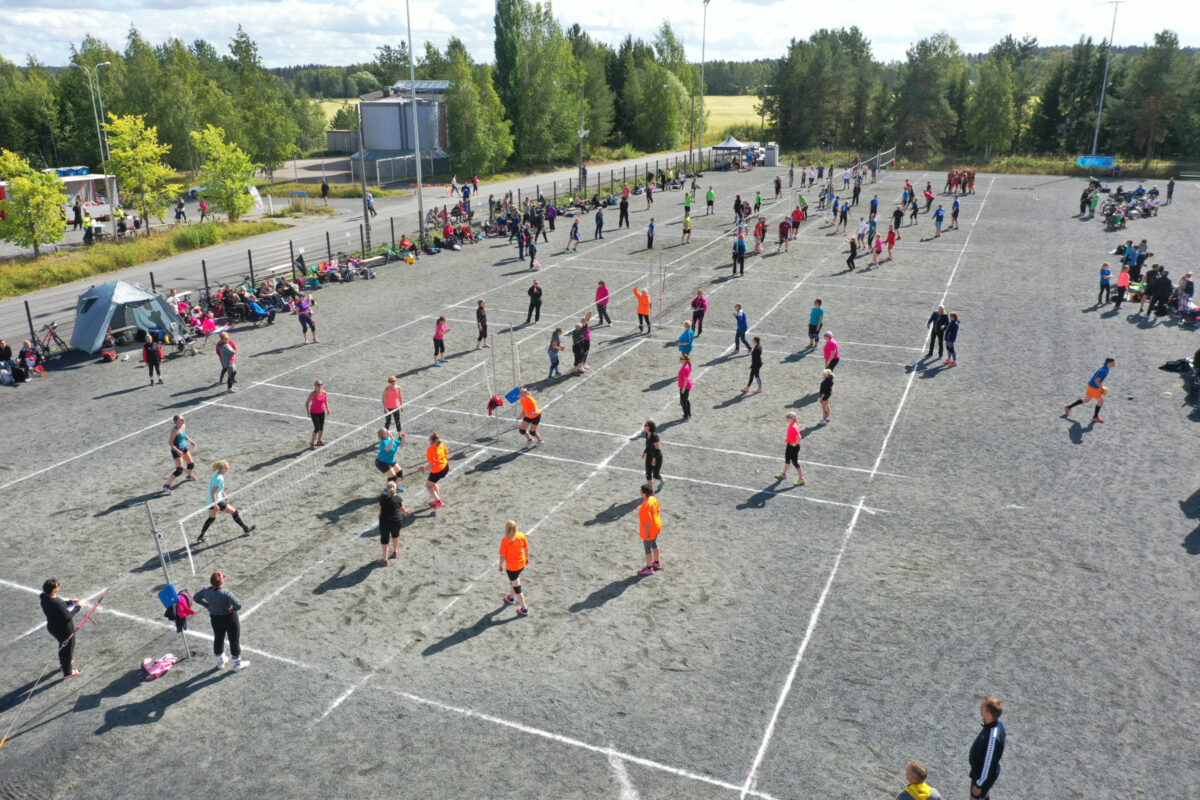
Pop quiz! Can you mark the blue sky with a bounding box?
[1,0,1193,68]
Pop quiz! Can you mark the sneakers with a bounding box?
[794,478,806,487]
[64,669,83,679]
[432,500,445,509]
[821,416,829,425]
[754,388,763,393]
[196,534,207,545]
[503,594,515,604]
[517,606,529,616]
[232,659,248,672]
[157,378,164,385]
[651,561,662,572]
[655,481,664,492]
[184,475,197,482]
[243,525,256,535]
[1093,416,1105,423]
[637,566,654,575]
[216,654,228,669]
[162,484,173,495]
[775,472,786,480]
[380,558,389,566]
[1064,406,1072,417]
[429,500,439,506]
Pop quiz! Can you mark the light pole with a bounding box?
[404,0,426,244]
[698,0,711,170]
[78,64,105,175]
[95,62,113,164]
[94,61,118,238]
[355,101,372,251]
[1090,0,1124,158]
[554,80,586,191]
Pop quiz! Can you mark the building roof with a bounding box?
[389,80,450,92]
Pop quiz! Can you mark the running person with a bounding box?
[1065,358,1115,423]
[305,379,329,448]
[775,412,805,486]
[162,415,197,495]
[193,571,248,671]
[819,368,833,424]
[808,299,824,347]
[381,376,405,441]
[421,433,450,508]
[432,316,450,366]
[637,483,663,575]
[518,388,543,444]
[377,481,409,565]
[476,300,489,349]
[678,353,693,421]
[295,294,317,343]
[375,428,404,482]
[642,420,664,492]
[743,336,763,392]
[196,460,255,544]
[733,304,750,352]
[499,520,530,616]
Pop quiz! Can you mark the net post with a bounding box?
[180,519,196,576]
[145,501,192,659]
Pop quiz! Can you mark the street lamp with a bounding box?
[553,80,587,191]
[404,0,426,244]
[1090,0,1124,159]
[95,62,113,164]
[698,0,711,171]
[756,84,772,146]
[330,99,373,247]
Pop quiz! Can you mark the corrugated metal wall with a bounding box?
[326,129,359,154]
[362,103,403,151]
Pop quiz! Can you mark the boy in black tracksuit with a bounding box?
[969,698,1006,798]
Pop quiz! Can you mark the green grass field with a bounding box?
[314,98,360,124]
[702,95,760,142]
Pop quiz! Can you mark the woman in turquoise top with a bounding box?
[677,322,695,355]
[374,428,404,483]
[197,460,255,545]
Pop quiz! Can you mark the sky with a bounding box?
[1,0,1195,69]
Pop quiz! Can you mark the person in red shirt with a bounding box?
[499,520,530,616]
[776,218,791,252]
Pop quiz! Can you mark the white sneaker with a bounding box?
[217,654,228,669]
[232,659,248,672]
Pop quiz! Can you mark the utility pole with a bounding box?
[1090,0,1124,157]
[356,101,371,251]
[699,0,711,170]
[405,0,426,244]
[95,62,117,239]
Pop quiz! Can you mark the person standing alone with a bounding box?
[525,280,542,324]
[194,571,249,671]
[39,579,82,678]
[968,697,1006,798]
[1065,358,1115,423]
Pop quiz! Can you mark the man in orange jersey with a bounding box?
[518,388,543,445]
[637,483,662,575]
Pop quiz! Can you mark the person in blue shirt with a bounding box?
[593,208,604,239]
[867,217,878,247]
[677,322,695,355]
[647,218,655,249]
[968,697,1006,799]
[951,197,960,229]
[933,205,945,237]
[731,236,747,276]
[1065,358,1115,422]
[943,312,959,366]
[375,428,404,482]
[197,460,255,545]
[808,299,824,347]
[1098,263,1112,305]
[869,195,879,218]
[733,304,750,352]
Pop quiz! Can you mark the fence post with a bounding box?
[247,249,255,285]
[553,181,556,202]
[623,167,626,186]
[326,231,332,263]
[536,184,540,201]
[150,271,157,293]
[359,224,366,256]
[390,217,396,247]
[24,300,36,343]
[610,169,613,190]
[568,178,573,196]
[289,240,296,280]
[201,260,210,306]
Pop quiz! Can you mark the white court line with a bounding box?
[214,403,358,428]
[801,280,945,295]
[384,687,783,800]
[542,338,647,409]
[869,176,994,479]
[737,497,868,799]
[6,587,109,644]
[609,749,641,800]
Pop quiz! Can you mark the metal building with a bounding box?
[351,80,452,183]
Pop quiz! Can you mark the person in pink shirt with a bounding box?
[677,354,693,421]
[1113,265,1131,311]
[595,280,612,326]
[690,289,708,336]
[775,412,805,486]
[305,379,330,448]
[433,316,451,367]
[823,331,840,370]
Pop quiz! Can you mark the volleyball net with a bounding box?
[173,361,498,575]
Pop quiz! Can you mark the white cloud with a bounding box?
[0,0,1195,67]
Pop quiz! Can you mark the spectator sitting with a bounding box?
[18,340,41,379]
[200,313,218,335]
[441,223,458,245]
[277,279,300,302]
[0,338,11,369]
[458,223,474,243]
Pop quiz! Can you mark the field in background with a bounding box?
[702,95,761,141]
[315,97,360,124]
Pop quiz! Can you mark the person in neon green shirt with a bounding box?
[705,187,714,215]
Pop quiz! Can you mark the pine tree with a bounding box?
[967,59,1016,158]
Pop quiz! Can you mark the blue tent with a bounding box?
[70,281,185,353]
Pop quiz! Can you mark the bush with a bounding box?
[169,222,221,250]
[719,124,762,143]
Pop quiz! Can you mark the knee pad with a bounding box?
[512,583,522,594]
[173,467,184,477]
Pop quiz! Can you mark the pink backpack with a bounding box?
[142,653,178,680]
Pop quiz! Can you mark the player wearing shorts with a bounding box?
[808,299,824,347]
[197,460,255,544]
[381,376,405,441]
[375,428,404,482]
[567,219,580,251]
[305,379,329,448]
[776,412,805,486]
[422,433,449,508]
[499,520,530,616]
[637,483,662,575]
[518,388,543,444]
[377,481,409,565]
[162,415,197,495]
[1065,358,1115,422]
[642,420,663,491]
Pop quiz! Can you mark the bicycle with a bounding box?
[36,321,70,360]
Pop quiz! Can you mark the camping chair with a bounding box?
[246,301,275,327]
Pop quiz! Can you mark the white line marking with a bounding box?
[738,497,867,799]
[240,573,307,619]
[213,403,357,427]
[609,748,641,800]
[870,176,994,479]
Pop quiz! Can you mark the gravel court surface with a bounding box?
[2,166,1198,799]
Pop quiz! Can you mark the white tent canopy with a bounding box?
[70,281,185,353]
[712,136,752,151]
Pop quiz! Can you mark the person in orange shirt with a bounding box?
[420,432,449,509]
[637,483,662,575]
[518,388,543,444]
[633,286,652,334]
[498,519,530,616]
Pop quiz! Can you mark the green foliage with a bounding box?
[967,60,1016,157]
[1106,31,1191,165]
[349,71,380,95]
[190,125,257,221]
[890,34,963,155]
[0,149,67,256]
[330,105,358,131]
[104,113,180,228]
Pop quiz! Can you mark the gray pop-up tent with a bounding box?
[70,281,185,353]
[712,136,751,152]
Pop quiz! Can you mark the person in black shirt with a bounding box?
[377,482,410,566]
[819,368,834,424]
[892,206,904,231]
[39,579,82,678]
[843,235,858,271]
[926,305,949,358]
[320,180,330,206]
[618,195,630,229]
[741,337,763,392]
[641,420,663,491]
[475,300,489,349]
[525,280,542,324]
[969,697,1006,798]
